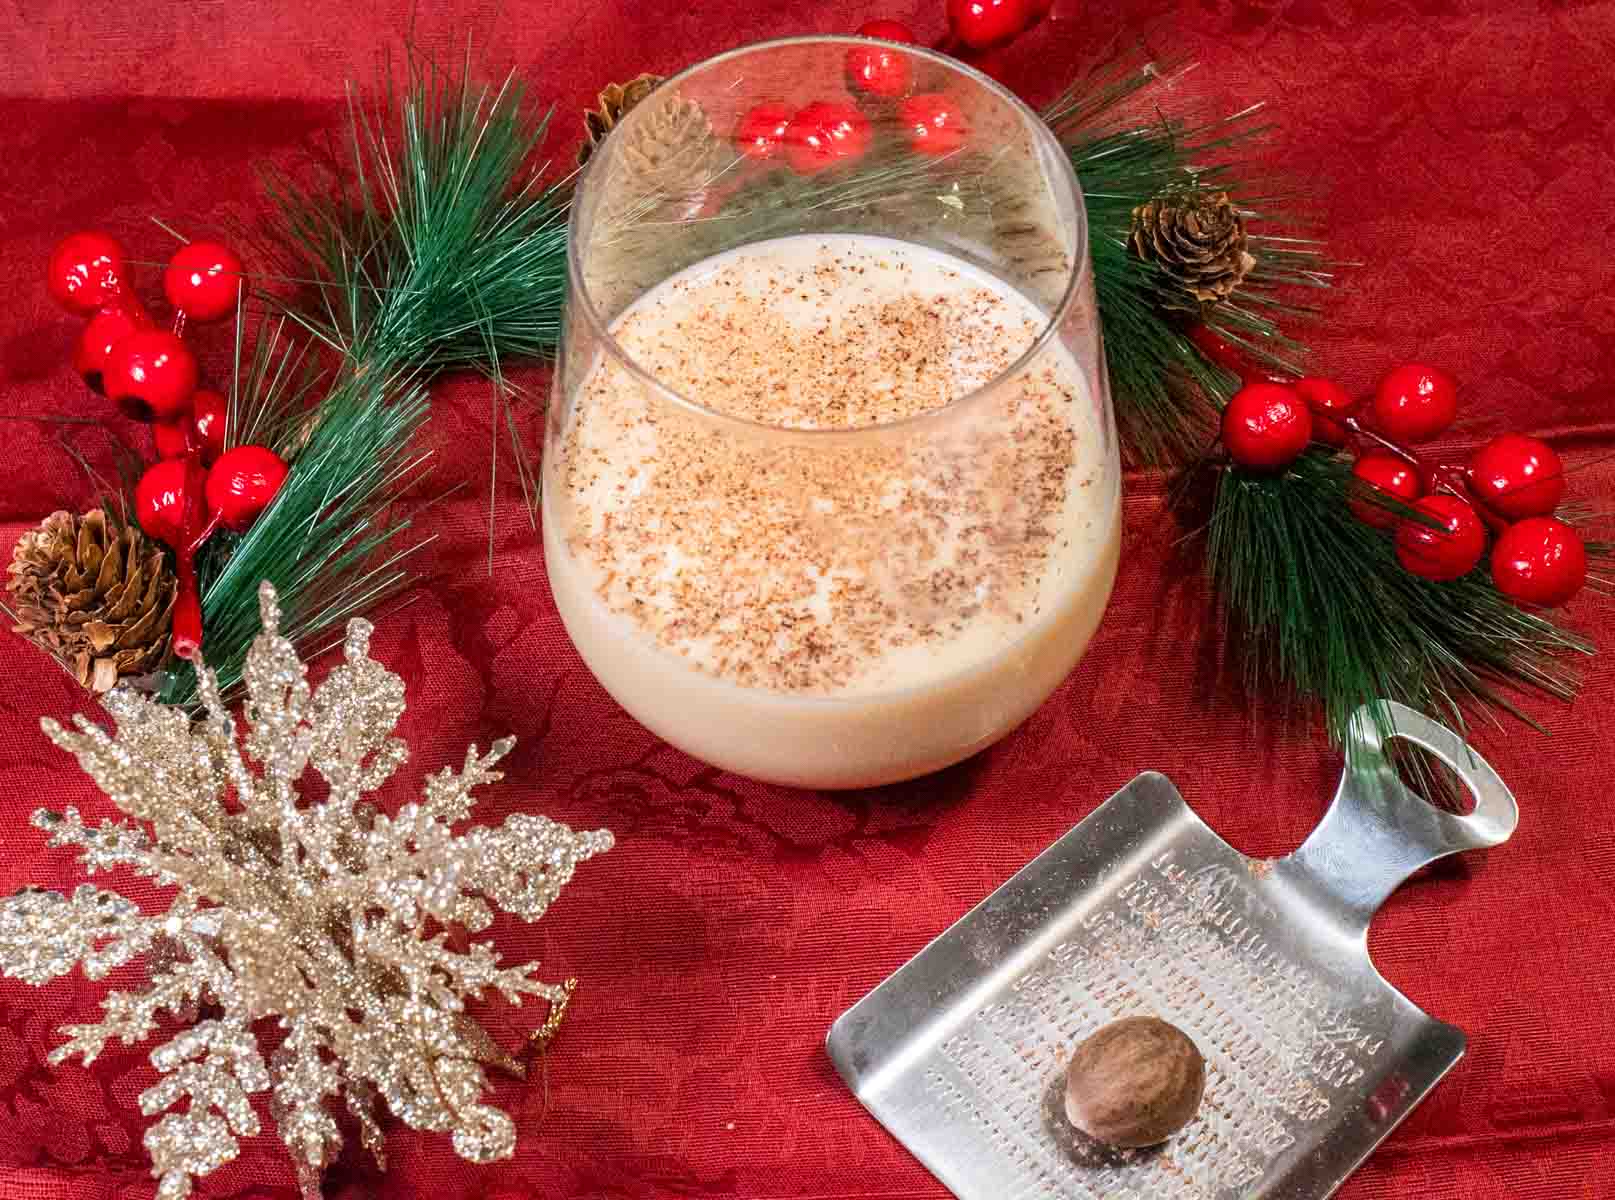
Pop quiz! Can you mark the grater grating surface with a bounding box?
[828,703,1517,1200]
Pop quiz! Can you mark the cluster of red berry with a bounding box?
[1220,365,1588,607]
[732,22,961,174]
[733,3,1050,176]
[46,231,291,658]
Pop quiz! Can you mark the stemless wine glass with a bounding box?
[543,36,1121,789]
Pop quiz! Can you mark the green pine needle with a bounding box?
[227,314,327,456]
[1089,234,1230,463]
[159,362,433,705]
[1206,450,1598,748]
[259,51,569,376]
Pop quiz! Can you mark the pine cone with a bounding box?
[1129,190,1257,311]
[7,508,176,692]
[610,87,724,204]
[578,74,665,166]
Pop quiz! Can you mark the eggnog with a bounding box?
[544,234,1120,787]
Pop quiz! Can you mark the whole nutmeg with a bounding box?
[1063,1016,1206,1149]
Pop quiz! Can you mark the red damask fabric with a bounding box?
[0,2,1612,1198]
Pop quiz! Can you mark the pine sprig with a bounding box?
[259,52,570,376]
[160,362,433,705]
[1089,233,1231,463]
[1206,450,1599,747]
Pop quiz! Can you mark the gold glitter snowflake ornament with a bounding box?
[0,582,613,1200]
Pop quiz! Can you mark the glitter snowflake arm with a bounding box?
[457,813,616,923]
[306,615,408,800]
[142,1018,272,1200]
[0,887,223,1067]
[270,1023,346,1193]
[42,694,229,858]
[352,802,615,934]
[338,995,520,1164]
[194,636,261,809]
[32,807,155,877]
[358,921,568,1009]
[52,966,208,1066]
[0,885,147,986]
[50,913,230,1065]
[422,738,514,825]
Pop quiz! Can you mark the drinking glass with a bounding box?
[543,36,1120,788]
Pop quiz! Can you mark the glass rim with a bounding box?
[565,33,1093,440]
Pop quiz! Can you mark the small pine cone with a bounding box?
[7,508,176,692]
[610,87,725,204]
[1128,190,1257,312]
[578,73,665,166]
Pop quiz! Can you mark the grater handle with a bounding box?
[1281,701,1518,931]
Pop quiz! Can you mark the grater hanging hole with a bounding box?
[1387,736,1477,815]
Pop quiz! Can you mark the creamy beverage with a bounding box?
[543,234,1120,788]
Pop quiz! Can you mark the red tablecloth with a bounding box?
[2,2,1612,1198]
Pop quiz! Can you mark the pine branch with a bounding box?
[259,52,570,377]
[227,314,326,456]
[1089,235,1229,463]
[1206,450,1600,747]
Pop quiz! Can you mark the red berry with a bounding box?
[1467,433,1564,520]
[1373,363,1457,443]
[946,0,1037,50]
[856,18,917,41]
[190,388,227,463]
[1490,517,1588,607]
[136,457,212,660]
[103,329,199,422]
[153,388,228,463]
[205,444,289,531]
[47,231,126,315]
[1294,376,1357,447]
[1395,494,1486,581]
[733,102,793,161]
[152,419,191,460]
[783,101,872,175]
[1220,382,1313,472]
[73,303,152,394]
[847,21,916,99]
[1349,452,1422,529]
[899,93,970,156]
[134,458,197,548]
[163,241,244,323]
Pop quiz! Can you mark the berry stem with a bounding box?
[170,454,213,661]
[172,556,203,662]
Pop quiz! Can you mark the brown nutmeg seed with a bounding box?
[1063,1016,1205,1148]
